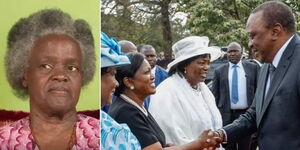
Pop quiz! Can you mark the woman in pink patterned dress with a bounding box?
[0,9,99,150]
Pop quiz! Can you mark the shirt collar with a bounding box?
[272,35,294,68]
[229,60,242,68]
[151,65,156,76]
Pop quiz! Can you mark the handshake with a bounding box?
[165,129,226,149]
[197,129,225,150]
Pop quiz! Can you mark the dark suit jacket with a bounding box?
[223,35,300,149]
[154,66,168,87]
[212,60,259,126]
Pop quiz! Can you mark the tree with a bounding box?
[102,0,300,59]
[101,0,187,59]
[178,0,300,57]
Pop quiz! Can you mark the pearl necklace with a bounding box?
[120,94,148,116]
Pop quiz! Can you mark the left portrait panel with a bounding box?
[0,0,100,149]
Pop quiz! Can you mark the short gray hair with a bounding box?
[140,45,156,53]
[252,1,296,33]
[5,9,96,99]
[227,42,242,52]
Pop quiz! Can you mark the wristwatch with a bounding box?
[215,129,225,142]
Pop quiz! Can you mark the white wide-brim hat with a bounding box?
[167,36,222,72]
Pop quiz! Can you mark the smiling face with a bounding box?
[247,11,275,63]
[101,67,119,107]
[23,34,83,115]
[131,59,156,97]
[184,56,211,86]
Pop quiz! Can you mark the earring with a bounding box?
[130,86,135,90]
[184,69,187,74]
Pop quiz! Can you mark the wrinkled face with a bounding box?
[142,48,157,69]
[131,59,156,97]
[184,56,211,85]
[101,67,118,107]
[23,34,83,114]
[227,49,242,64]
[247,11,274,63]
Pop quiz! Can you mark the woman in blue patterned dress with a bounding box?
[100,32,141,150]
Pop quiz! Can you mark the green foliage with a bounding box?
[181,0,258,51]
[101,11,166,53]
[102,0,300,58]
[179,0,300,56]
[101,0,185,56]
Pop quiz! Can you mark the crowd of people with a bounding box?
[101,1,300,150]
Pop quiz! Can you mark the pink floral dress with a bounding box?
[0,114,99,150]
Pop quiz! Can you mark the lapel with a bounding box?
[257,35,298,125]
[224,63,230,100]
[242,61,251,105]
[256,64,269,125]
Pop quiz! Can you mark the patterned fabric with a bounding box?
[101,32,130,68]
[101,111,140,150]
[0,114,99,150]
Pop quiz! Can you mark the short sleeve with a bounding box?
[113,107,159,148]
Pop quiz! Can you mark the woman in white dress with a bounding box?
[149,36,224,149]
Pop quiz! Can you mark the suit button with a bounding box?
[259,133,264,139]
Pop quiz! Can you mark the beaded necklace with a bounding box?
[29,117,77,150]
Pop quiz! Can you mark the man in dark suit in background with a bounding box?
[212,42,259,150]
[210,1,300,149]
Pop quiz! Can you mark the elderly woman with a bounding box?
[108,52,221,150]
[0,9,99,149]
[148,36,224,149]
[100,32,141,150]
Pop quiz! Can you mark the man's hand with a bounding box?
[198,129,223,150]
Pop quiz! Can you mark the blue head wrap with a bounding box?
[101,32,130,68]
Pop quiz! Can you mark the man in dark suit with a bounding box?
[212,42,259,150]
[210,1,300,150]
[140,45,168,109]
[249,52,262,67]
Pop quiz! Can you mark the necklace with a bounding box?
[120,94,148,116]
[183,73,200,90]
[29,117,77,150]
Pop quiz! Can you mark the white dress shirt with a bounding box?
[151,65,156,78]
[228,61,248,109]
[265,35,294,97]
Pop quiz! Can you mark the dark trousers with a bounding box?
[225,109,253,150]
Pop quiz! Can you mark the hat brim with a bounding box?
[167,46,221,72]
[101,55,131,68]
